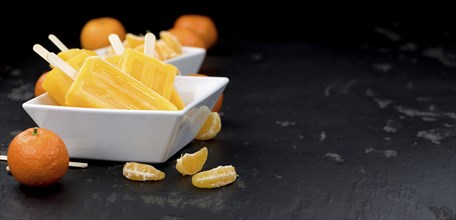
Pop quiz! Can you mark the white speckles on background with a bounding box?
[324,85,332,97]
[384,150,398,158]
[383,120,402,133]
[251,53,264,62]
[320,131,326,141]
[384,125,397,133]
[374,27,402,41]
[275,121,296,127]
[445,113,456,120]
[365,89,377,97]
[106,194,118,203]
[400,42,418,51]
[395,106,439,118]
[7,83,34,101]
[421,117,437,122]
[10,69,21,76]
[374,98,394,109]
[422,47,456,67]
[9,130,21,136]
[416,97,431,102]
[340,80,357,94]
[417,130,449,144]
[365,147,398,158]
[324,153,344,164]
[358,165,367,175]
[122,193,136,201]
[373,63,393,73]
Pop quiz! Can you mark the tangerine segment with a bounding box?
[192,165,237,188]
[195,112,221,140]
[176,147,208,176]
[123,162,165,181]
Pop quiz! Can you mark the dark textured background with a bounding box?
[1,2,455,219]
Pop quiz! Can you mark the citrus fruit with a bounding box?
[173,14,217,49]
[176,147,208,176]
[34,71,48,97]
[195,112,222,141]
[80,17,126,50]
[168,28,207,49]
[7,127,69,187]
[123,162,165,181]
[189,73,224,112]
[192,165,237,189]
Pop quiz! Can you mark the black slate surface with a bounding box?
[1,10,456,219]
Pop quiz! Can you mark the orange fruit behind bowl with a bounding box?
[189,73,224,112]
[168,28,207,49]
[7,127,69,187]
[80,17,126,50]
[173,14,217,49]
[34,71,48,97]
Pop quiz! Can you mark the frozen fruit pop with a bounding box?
[110,33,185,109]
[119,33,178,101]
[33,44,95,106]
[120,48,177,100]
[54,55,178,110]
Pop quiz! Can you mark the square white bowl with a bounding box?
[22,76,228,163]
[95,46,206,75]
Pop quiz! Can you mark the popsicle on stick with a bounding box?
[120,33,178,100]
[33,44,94,106]
[46,52,178,110]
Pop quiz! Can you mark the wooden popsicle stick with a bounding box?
[108,34,124,55]
[47,52,78,80]
[1,155,88,169]
[144,32,156,58]
[69,161,88,168]
[33,44,51,62]
[48,34,69,52]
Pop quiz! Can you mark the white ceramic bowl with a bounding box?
[95,46,206,75]
[22,76,228,163]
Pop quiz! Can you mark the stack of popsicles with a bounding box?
[36,33,185,111]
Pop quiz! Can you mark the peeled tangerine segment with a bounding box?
[120,48,177,100]
[123,162,165,181]
[176,147,208,176]
[195,112,222,140]
[43,50,95,106]
[65,56,177,110]
[192,165,237,189]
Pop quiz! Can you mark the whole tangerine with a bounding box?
[34,71,48,97]
[168,28,207,48]
[7,127,69,187]
[173,14,218,49]
[189,73,224,112]
[80,17,126,50]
